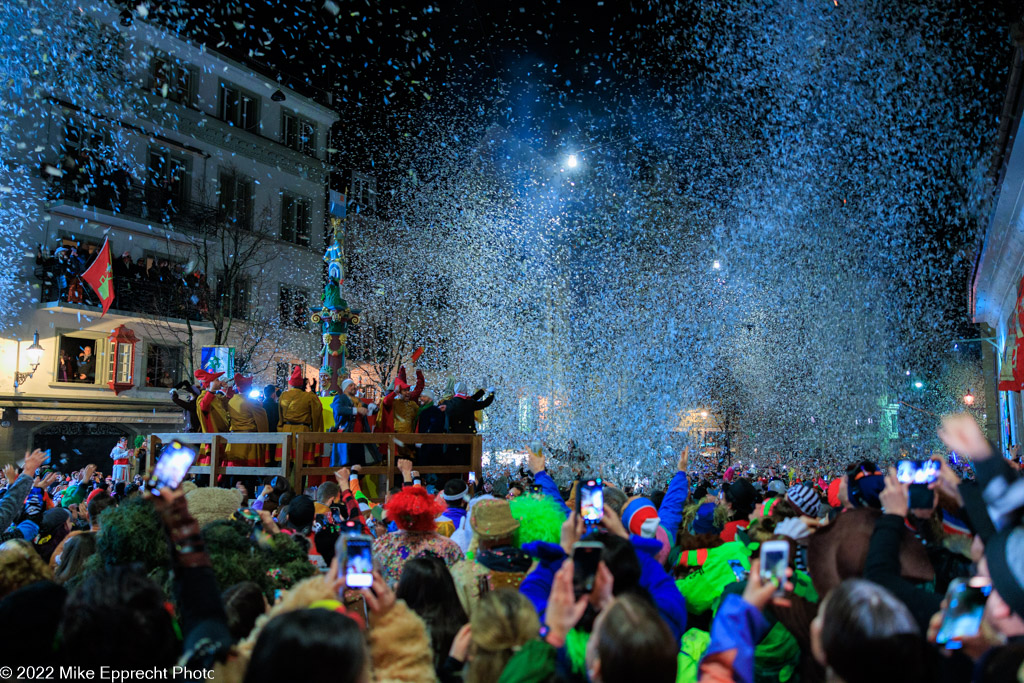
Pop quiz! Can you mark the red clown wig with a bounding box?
[384,487,445,532]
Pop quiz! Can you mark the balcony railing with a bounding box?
[46,176,250,233]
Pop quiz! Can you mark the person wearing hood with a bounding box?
[442,382,495,465]
[227,374,270,466]
[277,366,323,466]
[415,387,448,466]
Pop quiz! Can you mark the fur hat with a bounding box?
[806,507,933,598]
[185,486,245,529]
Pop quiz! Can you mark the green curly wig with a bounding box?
[90,497,170,574]
[202,520,315,596]
[509,493,565,547]
[134,435,147,449]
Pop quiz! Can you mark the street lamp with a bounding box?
[14,331,44,387]
[700,410,709,418]
[963,391,975,406]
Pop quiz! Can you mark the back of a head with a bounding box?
[222,581,267,642]
[819,579,933,682]
[54,532,98,585]
[243,609,365,683]
[86,491,114,526]
[396,557,468,666]
[0,539,53,599]
[587,532,642,596]
[60,566,178,668]
[467,589,540,683]
[593,594,678,683]
[316,481,340,505]
[443,478,469,508]
[604,487,627,515]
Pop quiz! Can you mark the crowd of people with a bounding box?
[1,411,1022,682]
[35,240,212,319]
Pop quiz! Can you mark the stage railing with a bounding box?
[146,432,483,499]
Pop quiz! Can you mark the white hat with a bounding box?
[341,379,354,391]
[453,382,466,395]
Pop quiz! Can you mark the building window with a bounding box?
[146,344,183,388]
[147,149,189,214]
[216,274,249,320]
[279,285,309,329]
[150,55,194,105]
[218,170,253,228]
[275,362,291,389]
[56,335,101,385]
[282,111,316,155]
[350,171,376,213]
[280,193,311,246]
[219,83,260,132]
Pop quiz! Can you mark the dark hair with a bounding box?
[243,609,365,683]
[443,479,468,509]
[54,533,97,585]
[222,581,267,642]
[263,384,276,398]
[585,532,643,597]
[396,556,468,668]
[603,487,628,515]
[87,492,115,526]
[59,567,178,668]
[649,489,666,510]
[820,579,934,682]
[595,594,678,683]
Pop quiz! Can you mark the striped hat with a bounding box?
[622,497,660,537]
[785,483,819,518]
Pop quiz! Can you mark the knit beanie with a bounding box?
[785,484,819,518]
[986,525,1024,619]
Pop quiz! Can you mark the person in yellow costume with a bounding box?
[195,369,230,465]
[277,366,323,465]
[226,373,270,466]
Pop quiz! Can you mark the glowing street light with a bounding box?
[963,392,975,406]
[700,410,709,418]
[566,154,579,168]
[913,380,924,390]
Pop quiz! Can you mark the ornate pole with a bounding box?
[312,216,361,396]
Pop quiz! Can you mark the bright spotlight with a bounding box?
[913,381,923,390]
[712,260,721,270]
[566,154,579,168]
[248,389,262,400]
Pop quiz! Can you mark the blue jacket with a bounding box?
[519,535,688,642]
[534,470,570,516]
[659,470,689,541]
[699,594,770,683]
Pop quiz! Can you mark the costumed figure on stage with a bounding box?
[195,369,230,464]
[441,383,495,465]
[277,366,323,465]
[227,373,270,466]
[312,226,360,396]
[169,380,201,433]
[416,388,448,466]
[331,378,378,466]
[378,366,424,460]
[109,436,132,483]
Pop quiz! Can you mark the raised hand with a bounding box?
[937,414,992,461]
[23,449,47,475]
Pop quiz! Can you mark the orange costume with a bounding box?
[195,369,229,465]
[277,366,323,465]
[227,374,270,465]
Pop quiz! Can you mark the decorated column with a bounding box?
[312,214,360,396]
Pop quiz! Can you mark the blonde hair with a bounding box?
[0,539,53,599]
[466,589,540,683]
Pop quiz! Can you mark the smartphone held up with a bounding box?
[577,478,604,525]
[336,534,375,589]
[759,540,790,596]
[572,541,603,599]
[147,441,196,495]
